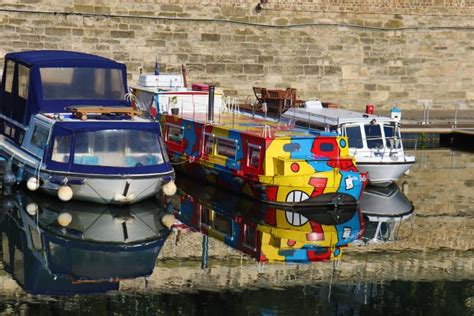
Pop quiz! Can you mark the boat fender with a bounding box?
[27,177,40,191]
[57,212,72,227]
[163,180,177,196]
[58,185,73,202]
[26,203,39,216]
[160,213,176,229]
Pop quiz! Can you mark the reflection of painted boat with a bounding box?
[359,183,414,242]
[0,188,172,295]
[0,51,175,204]
[281,103,416,186]
[168,178,365,263]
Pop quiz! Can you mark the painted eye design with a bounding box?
[286,190,309,203]
[285,210,309,226]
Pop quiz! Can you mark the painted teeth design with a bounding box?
[285,211,309,226]
[286,190,310,203]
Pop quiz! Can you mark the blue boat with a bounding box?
[0,187,173,295]
[0,50,175,204]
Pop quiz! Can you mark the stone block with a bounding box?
[244,64,264,74]
[304,65,320,75]
[341,65,359,80]
[201,33,221,42]
[206,63,226,74]
[110,30,135,38]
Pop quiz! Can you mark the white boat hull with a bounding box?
[41,174,168,204]
[1,135,173,204]
[356,155,416,186]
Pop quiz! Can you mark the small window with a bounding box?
[364,124,383,149]
[201,207,211,226]
[166,124,184,145]
[203,133,214,156]
[31,125,49,150]
[319,143,334,152]
[216,137,237,160]
[29,226,43,251]
[51,135,72,163]
[18,64,30,99]
[345,126,363,149]
[213,213,232,235]
[4,60,14,93]
[283,143,300,152]
[384,125,399,149]
[248,144,261,169]
[243,224,257,249]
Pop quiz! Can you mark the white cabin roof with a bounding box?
[282,108,396,126]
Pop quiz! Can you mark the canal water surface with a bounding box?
[0,150,472,315]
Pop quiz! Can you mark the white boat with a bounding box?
[0,50,176,204]
[281,101,416,186]
[359,183,415,243]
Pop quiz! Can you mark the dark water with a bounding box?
[0,150,473,315]
[0,281,472,315]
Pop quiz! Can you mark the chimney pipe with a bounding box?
[208,85,215,122]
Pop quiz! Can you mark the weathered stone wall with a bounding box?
[0,1,473,109]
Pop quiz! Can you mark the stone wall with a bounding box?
[0,1,473,109]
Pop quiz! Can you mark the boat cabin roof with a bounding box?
[1,50,129,125]
[170,111,336,139]
[282,108,396,126]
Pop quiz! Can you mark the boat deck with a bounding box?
[166,111,335,139]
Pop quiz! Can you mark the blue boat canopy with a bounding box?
[1,50,129,125]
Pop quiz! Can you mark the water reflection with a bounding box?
[167,178,365,263]
[0,188,171,295]
[359,183,415,243]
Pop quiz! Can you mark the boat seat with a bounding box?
[74,155,99,165]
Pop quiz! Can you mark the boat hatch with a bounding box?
[46,122,171,174]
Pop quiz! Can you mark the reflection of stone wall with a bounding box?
[0,1,473,109]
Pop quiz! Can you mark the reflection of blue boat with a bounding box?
[0,51,175,204]
[0,188,172,295]
[168,178,364,263]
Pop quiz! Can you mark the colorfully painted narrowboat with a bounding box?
[167,178,365,263]
[159,95,366,207]
[0,50,175,204]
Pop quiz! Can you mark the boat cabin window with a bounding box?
[69,129,164,167]
[248,144,261,169]
[40,67,124,100]
[383,124,400,149]
[18,64,29,100]
[31,125,49,150]
[283,143,301,153]
[364,124,383,149]
[3,60,14,94]
[166,124,184,146]
[243,224,257,249]
[213,213,232,236]
[319,142,334,152]
[51,134,72,163]
[203,133,214,156]
[216,137,237,160]
[345,125,363,148]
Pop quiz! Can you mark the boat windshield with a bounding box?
[40,67,125,100]
[364,124,383,149]
[51,129,166,167]
[383,124,402,149]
